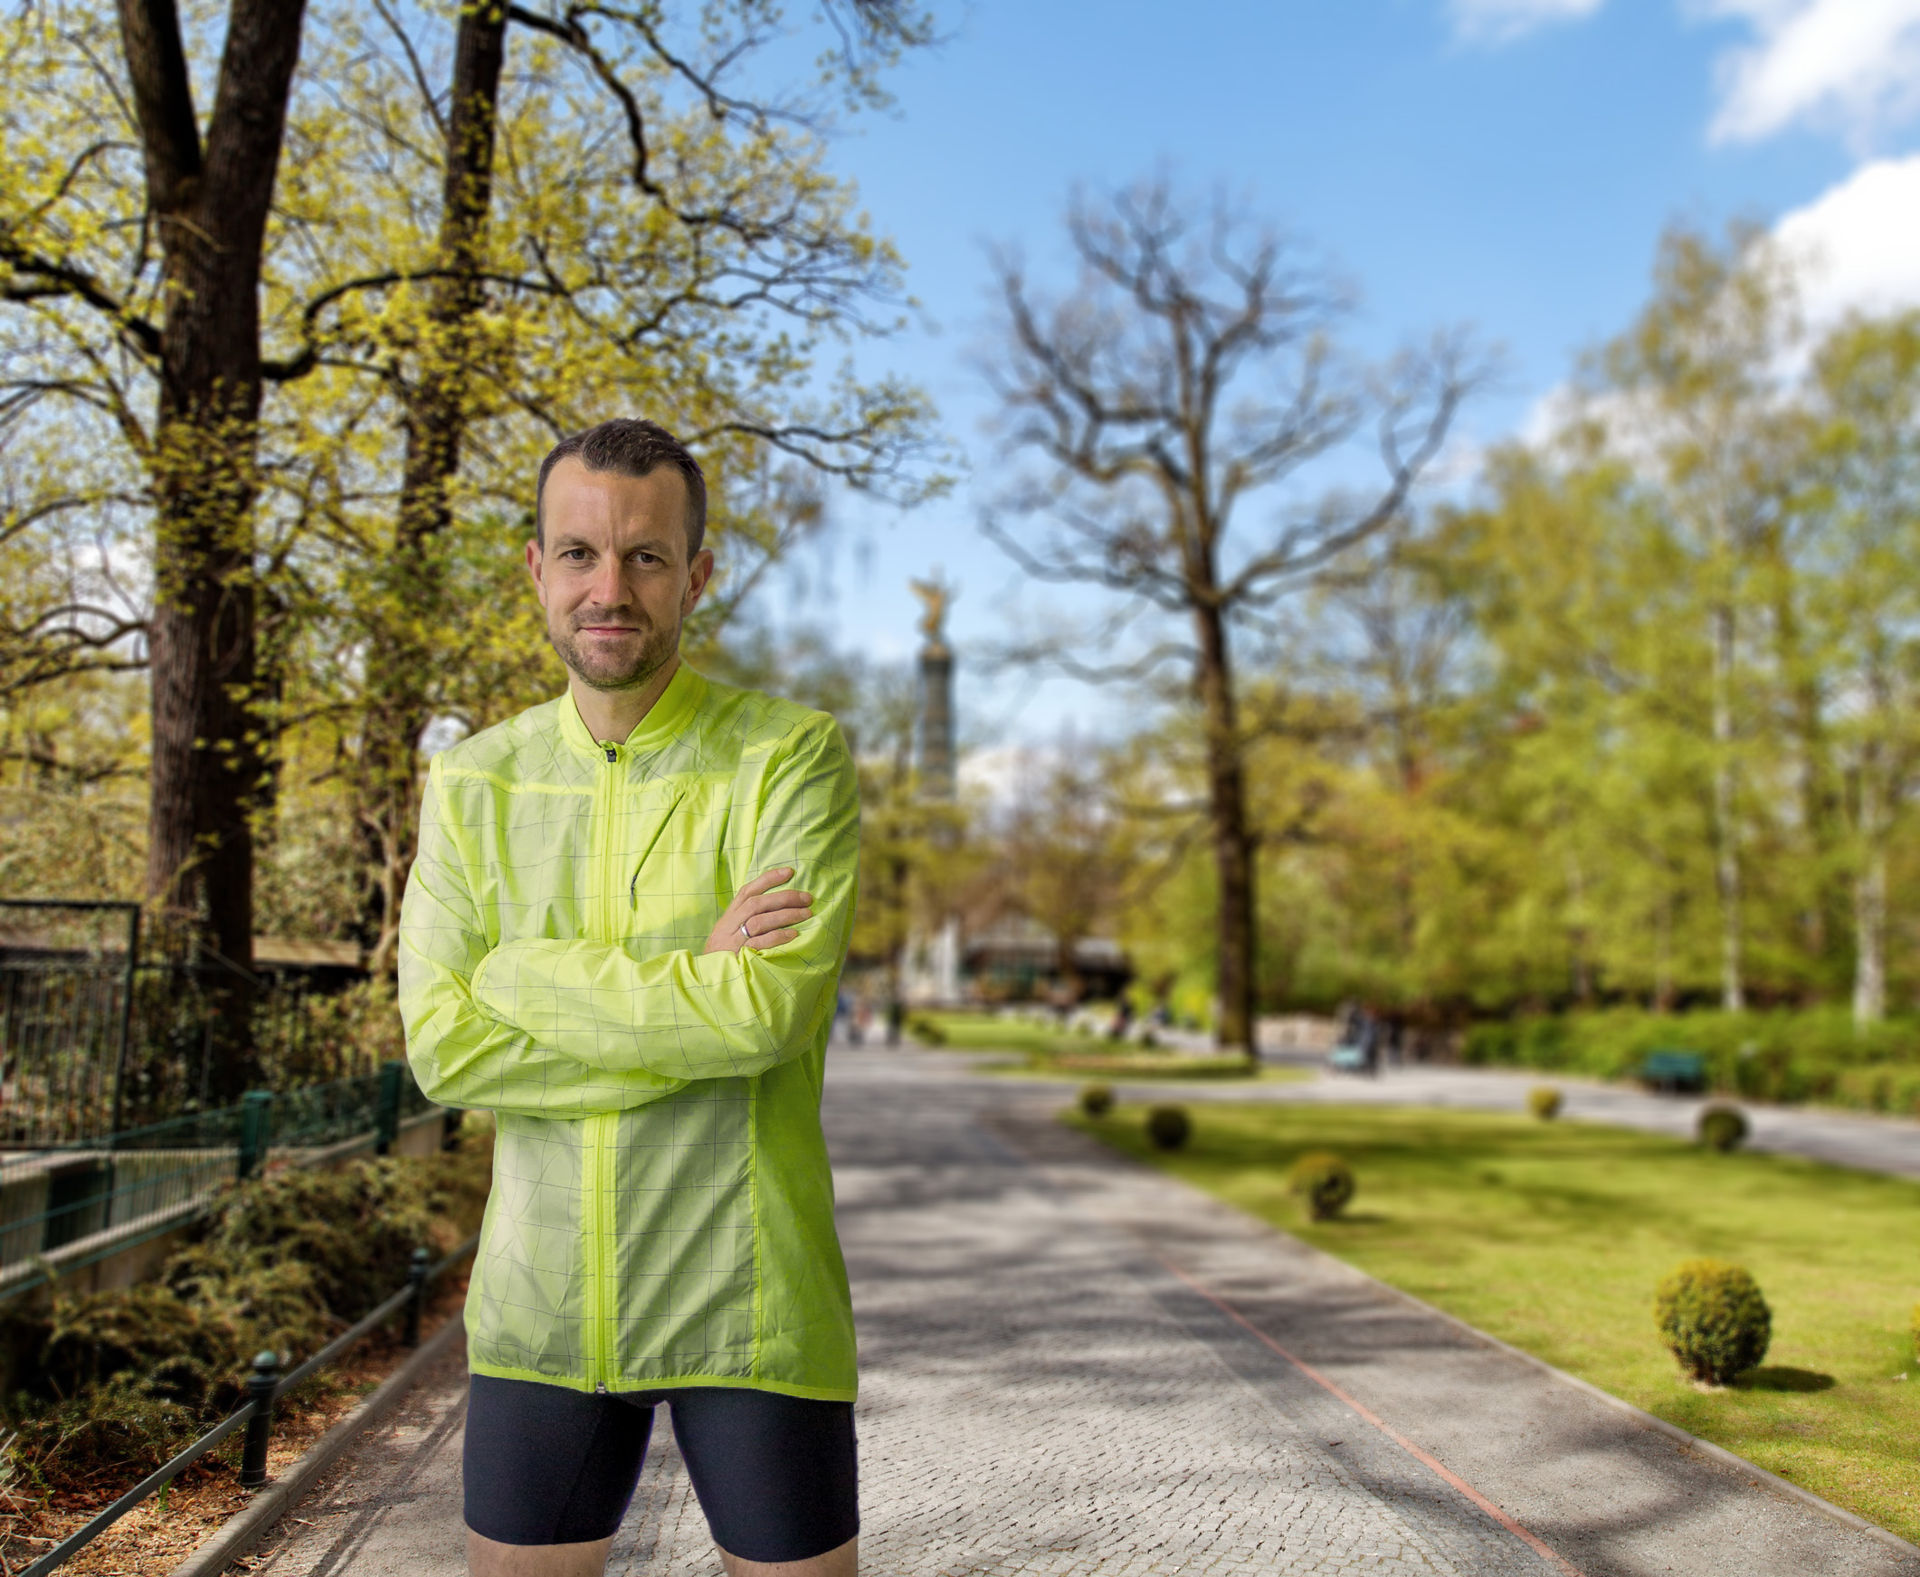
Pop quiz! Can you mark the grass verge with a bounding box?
[909,1010,1303,1081]
[1072,1100,1920,1545]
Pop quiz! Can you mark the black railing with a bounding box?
[0,900,349,1147]
[17,1232,480,1577]
[0,1063,454,1294]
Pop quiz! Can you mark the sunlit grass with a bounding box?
[912,1010,1303,1080]
[1073,1101,1920,1543]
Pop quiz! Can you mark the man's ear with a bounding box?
[526,538,548,609]
[683,548,715,614]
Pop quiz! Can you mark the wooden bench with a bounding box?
[1639,1048,1707,1094]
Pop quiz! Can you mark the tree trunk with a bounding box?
[359,0,509,976]
[121,0,308,1094]
[1708,598,1745,1012]
[1853,745,1887,1026]
[1191,599,1256,1063]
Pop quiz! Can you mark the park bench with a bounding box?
[1639,1048,1707,1094]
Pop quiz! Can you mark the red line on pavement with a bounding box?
[1155,1254,1584,1577]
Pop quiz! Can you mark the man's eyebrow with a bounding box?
[547,533,597,552]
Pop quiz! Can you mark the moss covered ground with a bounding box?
[1072,1100,1920,1544]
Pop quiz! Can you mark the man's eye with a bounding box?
[562,549,590,562]
[633,552,662,566]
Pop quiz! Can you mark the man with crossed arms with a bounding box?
[400,418,861,1576]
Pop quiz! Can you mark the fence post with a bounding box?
[241,1349,279,1487]
[404,1245,431,1346]
[376,1061,405,1156]
[237,1090,274,1181]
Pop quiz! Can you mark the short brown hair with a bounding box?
[535,419,708,554]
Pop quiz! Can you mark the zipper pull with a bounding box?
[604,745,617,763]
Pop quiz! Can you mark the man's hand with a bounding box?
[705,868,814,955]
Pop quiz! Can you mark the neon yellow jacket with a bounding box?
[398,666,859,1400]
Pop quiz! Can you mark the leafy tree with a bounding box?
[980,178,1478,1057]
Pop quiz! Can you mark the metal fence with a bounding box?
[0,900,341,1147]
[0,1062,448,1295]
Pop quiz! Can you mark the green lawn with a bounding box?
[1072,1101,1920,1544]
[911,1010,1297,1081]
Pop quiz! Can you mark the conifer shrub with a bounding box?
[1654,1259,1771,1385]
[1528,1086,1563,1121]
[1697,1103,1749,1153]
[1288,1152,1356,1220]
[1079,1083,1115,1118]
[1146,1104,1191,1150]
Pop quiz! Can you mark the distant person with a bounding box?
[400,419,861,1577]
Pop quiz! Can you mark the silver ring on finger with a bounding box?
[739,921,751,940]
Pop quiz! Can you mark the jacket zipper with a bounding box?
[587,742,621,1389]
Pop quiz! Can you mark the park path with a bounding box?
[238,1046,1917,1577]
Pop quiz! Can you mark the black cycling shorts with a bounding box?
[462,1374,858,1563]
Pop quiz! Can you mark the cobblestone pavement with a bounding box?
[244,1046,1919,1577]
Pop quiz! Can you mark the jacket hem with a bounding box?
[465,1355,857,1403]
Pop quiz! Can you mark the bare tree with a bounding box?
[982,181,1478,1058]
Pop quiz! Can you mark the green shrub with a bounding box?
[906,1015,948,1047]
[1697,1103,1749,1153]
[1288,1152,1356,1221]
[1911,1302,1920,1366]
[1655,1259,1771,1385]
[1079,1083,1115,1119]
[1527,1086,1563,1121]
[1146,1105,1191,1150]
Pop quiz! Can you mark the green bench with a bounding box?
[1639,1048,1707,1094]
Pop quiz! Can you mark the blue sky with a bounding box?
[750,0,1920,746]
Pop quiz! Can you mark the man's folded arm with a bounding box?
[398,760,688,1116]
[466,715,860,1083]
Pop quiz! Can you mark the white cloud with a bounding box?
[1774,154,1920,328]
[1519,155,1920,451]
[1704,0,1920,145]
[1450,0,1606,43]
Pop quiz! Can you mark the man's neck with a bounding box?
[569,654,682,744]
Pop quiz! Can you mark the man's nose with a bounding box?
[590,553,629,607]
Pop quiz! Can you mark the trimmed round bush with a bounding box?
[1288,1151,1356,1221]
[1079,1083,1115,1119]
[1145,1104,1191,1151]
[1654,1259,1771,1385]
[1697,1103,1749,1153]
[1528,1086,1563,1121]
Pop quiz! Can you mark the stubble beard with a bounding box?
[550,609,681,692]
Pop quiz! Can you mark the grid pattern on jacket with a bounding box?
[398,670,859,1391]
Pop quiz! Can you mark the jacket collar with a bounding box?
[557,662,706,757]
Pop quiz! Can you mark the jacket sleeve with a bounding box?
[397,757,689,1116]
[464,713,859,1083]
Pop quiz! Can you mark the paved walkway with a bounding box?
[241,1048,1918,1576]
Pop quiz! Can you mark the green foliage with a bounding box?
[1527,1086,1563,1120]
[1655,1259,1772,1385]
[1287,1151,1357,1220]
[1146,1105,1191,1151]
[1459,1008,1920,1112]
[1697,1104,1750,1153]
[1911,1302,1920,1367]
[0,1133,490,1489]
[1078,1083,1114,1118]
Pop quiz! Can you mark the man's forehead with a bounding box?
[543,459,690,545]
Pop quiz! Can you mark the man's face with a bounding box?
[527,459,714,692]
